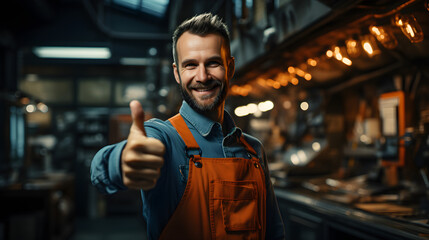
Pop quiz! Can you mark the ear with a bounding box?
[172,62,181,84]
[227,57,235,81]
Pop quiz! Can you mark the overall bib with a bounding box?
[159,114,266,240]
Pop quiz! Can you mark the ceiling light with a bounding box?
[33,47,111,59]
[120,57,159,66]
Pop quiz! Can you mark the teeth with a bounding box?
[194,86,216,92]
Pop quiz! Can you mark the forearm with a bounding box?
[90,140,128,194]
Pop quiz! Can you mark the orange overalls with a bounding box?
[159,114,266,240]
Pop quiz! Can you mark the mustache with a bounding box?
[189,80,222,89]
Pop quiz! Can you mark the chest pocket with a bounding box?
[210,180,260,239]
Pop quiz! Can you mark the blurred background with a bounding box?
[2,0,429,239]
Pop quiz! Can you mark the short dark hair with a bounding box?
[172,13,231,66]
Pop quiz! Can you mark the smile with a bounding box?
[193,85,218,92]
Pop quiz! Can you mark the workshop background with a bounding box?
[2,0,429,239]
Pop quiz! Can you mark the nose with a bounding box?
[196,64,208,82]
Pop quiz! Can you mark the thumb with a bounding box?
[130,100,147,136]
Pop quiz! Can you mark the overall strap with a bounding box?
[169,113,258,158]
[169,114,200,149]
[239,135,258,157]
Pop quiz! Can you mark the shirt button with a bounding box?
[254,163,259,168]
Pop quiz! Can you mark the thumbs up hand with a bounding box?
[121,100,165,190]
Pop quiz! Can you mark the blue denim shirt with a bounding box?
[91,101,285,240]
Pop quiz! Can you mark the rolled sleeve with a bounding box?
[90,140,127,194]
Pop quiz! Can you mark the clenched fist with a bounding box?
[121,100,165,190]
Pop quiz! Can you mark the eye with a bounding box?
[184,63,197,69]
[207,61,221,67]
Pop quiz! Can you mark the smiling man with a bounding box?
[91,13,285,240]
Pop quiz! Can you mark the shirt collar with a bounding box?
[179,101,240,137]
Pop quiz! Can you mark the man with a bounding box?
[91,13,285,240]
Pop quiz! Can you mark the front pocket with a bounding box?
[210,180,260,239]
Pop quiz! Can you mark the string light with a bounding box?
[295,68,306,78]
[291,77,299,85]
[394,14,424,43]
[238,4,425,96]
[307,58,318,67]
[342,57,352,66]
[346,37,361,58]
[369,25,398,49]
[276,73,289,86]
[361,35,381,57]
[334,46,343,61]
[326,49,334,58]
[230,84,252,96]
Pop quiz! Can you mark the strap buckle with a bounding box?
[185,147,202,158]
[185,147,203,168]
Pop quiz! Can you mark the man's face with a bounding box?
[173,32,234,112]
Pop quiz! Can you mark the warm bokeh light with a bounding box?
[235,100,275,117]
[342,57,352,66]
[26,104,37,113]
[326,49,333,58]
[403,19,424,43]
[287,66,296,74]
[300,101,309,111]
[283,100,292,109]
[394,14,424,43]
[361,35,380,57]
[369,25,398,49]
[37,102,49,113]
[363,42,374,55]
[291,77,299,85]
[346,38,361,58]
[334,46,342,61]
[312,142,321,152]
[304,73,312,81]
[296,68,305,77]
[307,58,318,67]
[258,100,274,112]
[266,79,275,87]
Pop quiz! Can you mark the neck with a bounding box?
[204,104,224,124]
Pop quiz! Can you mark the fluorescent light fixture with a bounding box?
[120,57,160,66]
[33,47,111,59]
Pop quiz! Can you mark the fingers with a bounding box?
[124,178,158,191]
[122,167,160,190]
[125,154,164,169]
[130,100,147,136]
[126,137,166,157]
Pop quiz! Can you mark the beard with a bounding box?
[179,78,228,113]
